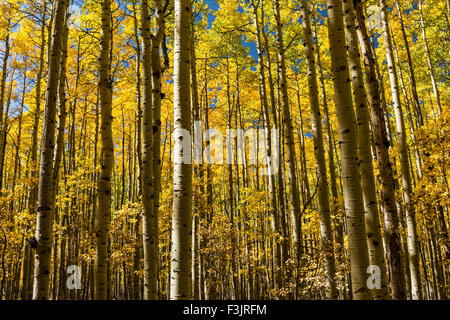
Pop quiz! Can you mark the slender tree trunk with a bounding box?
[51,6,69,245]
[0,67,13,199]
[299,0,337,299]
[0,21,10,193]
[190,9,202,300]
[395,1,424,126]
[140,0,157,300]
[32,0,69,300]
[29,4,48,216]
[380,0,422,300]
[131,0,142,299]
[250,0,281,292]
[273,0,302,267]
[391,33,423,183]
[418,0,442,116]
[95,0,114,300]
[354,0,407,300]
[150,0,166,299]
[49,10,69,301]
[170,0,193,300]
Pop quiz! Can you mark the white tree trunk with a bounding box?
[170,0,193,300]
[326,0,372,300]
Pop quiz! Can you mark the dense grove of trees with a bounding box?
[0,0,448,300]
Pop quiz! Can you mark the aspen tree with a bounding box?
[380,0,422,300]
[0,19,10,191]
[391,32,423,183]
[95,0,114,300]
[32,0,68,300]
[170,0,193,300]
[51,7,69,237]
[250,0,281,290]
[325,0,372,300]
[28,2,47,217]
[273,0,302,263]
[140,0,158,300]
[151,0,166,298]
[261,20,289,266]
[190,8,202,300]
[299,0,337,299]
[343,0,390,299]
[395,0,423,126]
[131,0,143,299]
[49,10,69,301]
[0,69,12,201]
[354,0,408,300]
[418,0,442,116]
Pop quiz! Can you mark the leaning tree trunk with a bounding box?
[325,0,372,300]
[380,0,422,300]
[32,0,69,300]
[95,0,114,300]
[170,0,193,300]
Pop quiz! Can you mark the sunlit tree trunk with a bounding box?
[326,0,372,300]
[170,0,193,300]
[140,0,158,300]
[32,0,69,300]
[354,0,407,300]
[151,0,166,299]
[343,0,390,300]
[49,9,69,301]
